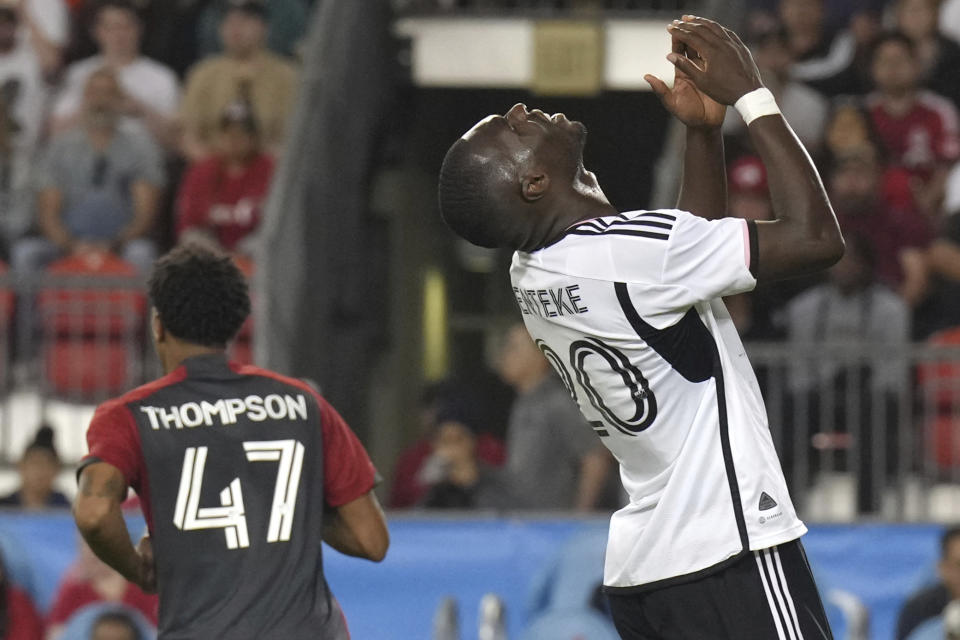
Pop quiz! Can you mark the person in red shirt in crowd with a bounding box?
[389,382,506,509]
[175,99,273,257]
[0,550,43,640]
[867,31,960,214]
[829,144,933,305]
[45,539,156,639]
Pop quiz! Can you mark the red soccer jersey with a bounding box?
[81,355,375,639]
[175,154,274,252]
[47,578,158,626]
[868,91,960,179]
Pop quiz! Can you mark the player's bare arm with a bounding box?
[74,462,155,593]
[323,490,389,562]
[669,16,844,280]
[646,16,727,220]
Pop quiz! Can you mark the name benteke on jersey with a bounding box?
[139,394,309,430]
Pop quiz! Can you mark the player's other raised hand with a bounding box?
[644,22,726,129]
[664,16,765,107]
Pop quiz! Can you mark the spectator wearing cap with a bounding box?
[0,424,69,509]
[179,0,298,161]
[50,0,180,150]
[895,0,960,111]
[417,403,513,511]
[175,100,272,257]
[867,31,960,215]
[722,27,828,153]
[723,156,785,343]
[829,145,933,305]
[0,1,47,254]
[10,67,164,275]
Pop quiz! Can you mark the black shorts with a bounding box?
[606,539,833,640]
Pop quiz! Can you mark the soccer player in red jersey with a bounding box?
[72,245,388,639]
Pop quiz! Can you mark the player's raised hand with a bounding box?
[644,24,726,129]
[665,16,765,106]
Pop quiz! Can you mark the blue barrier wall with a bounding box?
[0,512,947,640]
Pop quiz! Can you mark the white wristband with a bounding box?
[734,88,780,126]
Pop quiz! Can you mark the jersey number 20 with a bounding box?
[537,338,657,436]
[173,439,304,549]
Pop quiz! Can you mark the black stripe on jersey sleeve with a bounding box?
[568,229,670,240]
[606,219,673,231]
[637,211,677,221]
[747,220,759,279]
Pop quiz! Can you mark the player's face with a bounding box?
[463,103,588,180]
[19,449,59,497]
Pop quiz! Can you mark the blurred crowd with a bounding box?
[0,0,316,278]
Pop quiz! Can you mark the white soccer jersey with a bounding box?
[510,209,806,591]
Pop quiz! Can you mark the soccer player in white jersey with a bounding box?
[437,16,843,640]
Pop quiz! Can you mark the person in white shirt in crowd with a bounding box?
[1,0,68,79]
[0,2,46,252]
[50,0,179,149]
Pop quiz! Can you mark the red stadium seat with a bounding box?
[917,327,960,470]
[37,252,147,400]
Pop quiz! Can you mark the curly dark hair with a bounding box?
[148,245,250,348]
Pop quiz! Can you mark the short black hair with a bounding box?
[148,245,250,348]
[871,31,915,61]
[92,611,141,640]
[942,526,960,558]
[24,425,59,463]
[438,138,524,249]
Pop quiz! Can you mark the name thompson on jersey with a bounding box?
[139,394,309,429]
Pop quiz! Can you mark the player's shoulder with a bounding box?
[93,368,190,423]
[562,209,684,244]
[230,363,325,406]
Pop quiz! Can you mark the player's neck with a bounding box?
[160,343,226,375]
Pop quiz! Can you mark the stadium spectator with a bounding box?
[496,324,612,511]
[895,0,960,110]
[0,1,46,253]
[195,0,309,60]
[50,1,180,150]
[88,611,141,640]
[778,0,863,95]
[896,526,960,639]
[179,0,298,161]
[175,100,271,256]
[918,208,960,337]
[723,27,828,153]
[785,234,908,512]
[388,382,506,509]
[828,145,932,302]
[46,539,157,640]
[867,31,960,215]
[0,425,69,510]
[417,404,512,510]
[8,0,68,78]
[11,68,164,275]
[0,548,43,640]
